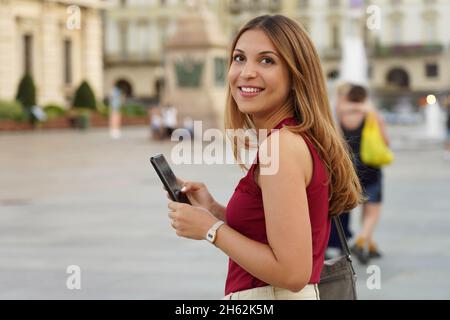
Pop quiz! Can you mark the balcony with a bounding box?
[321,47,342,60]
[372,44,444,58]
[104,52,161,67]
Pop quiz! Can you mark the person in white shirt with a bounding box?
[163,105,178,138]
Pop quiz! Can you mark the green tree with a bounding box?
[16,73,36,111]
[73,80,96,109]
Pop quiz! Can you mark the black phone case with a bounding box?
[150,154,191,204]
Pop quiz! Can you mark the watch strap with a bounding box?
[206,221,225,243]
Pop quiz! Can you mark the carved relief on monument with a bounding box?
[174,57,204,88]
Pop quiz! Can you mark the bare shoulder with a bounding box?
[259,127,313,183]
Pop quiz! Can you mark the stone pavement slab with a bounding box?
[0,126,449,299]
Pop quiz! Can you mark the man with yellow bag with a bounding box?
[334,84,393,264]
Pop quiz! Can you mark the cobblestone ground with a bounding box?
[0,124,449,299]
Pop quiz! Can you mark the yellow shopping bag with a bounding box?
[360,112,394,167]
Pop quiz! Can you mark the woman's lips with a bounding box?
[238,87,265,98]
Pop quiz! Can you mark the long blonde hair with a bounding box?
[224,15,363,216]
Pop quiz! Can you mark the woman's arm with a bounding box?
[375,112,390,147]
[213,129,313,292]
[210,201,227,222]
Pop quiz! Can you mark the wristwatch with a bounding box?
[206,221,225,244]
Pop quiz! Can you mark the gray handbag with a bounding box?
[318,216,358,300]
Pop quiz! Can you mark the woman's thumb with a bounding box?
[181,182,191,193]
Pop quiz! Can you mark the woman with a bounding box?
[167,15,362,300]
[336,84,389,264]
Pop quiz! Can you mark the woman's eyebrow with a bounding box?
[234,48,279,57]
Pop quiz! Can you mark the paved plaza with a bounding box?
[1,124,449,299]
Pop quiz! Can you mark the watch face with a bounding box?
[207,232,214,242]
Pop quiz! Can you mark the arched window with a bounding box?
[115,79,133,97]
[386,68,410,89]
[327,70,339,80]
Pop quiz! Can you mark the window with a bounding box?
[392,20,402,43]
[424,20,436,43]
[252,0,261,10]
[387,68,410,89]
[328,0,340,8]
[269,0,281,11]
[63,39,72,85]
[331,25,339,49]
[119,21,128,59]
[327,70,339,80]
[298,0,309,9]
[425,63,438,78]
[214,57,227,87]
[230,0,242,14]
[23,34,33,74]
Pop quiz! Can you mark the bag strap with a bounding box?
[331,216,357,278]
[332,216,351,257]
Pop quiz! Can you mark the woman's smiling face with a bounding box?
[228,29,291,120]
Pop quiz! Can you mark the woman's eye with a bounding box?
[261,57,274,64]
[233,55,245,62]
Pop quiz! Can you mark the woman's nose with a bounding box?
[240,63,257,79]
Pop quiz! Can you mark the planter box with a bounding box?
[0,113,149,131]
[90,113,108,127]
[122,116,148,126]
[0,120,33,131]
[41,117,71,129]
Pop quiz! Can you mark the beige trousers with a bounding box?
[223,284,320,300]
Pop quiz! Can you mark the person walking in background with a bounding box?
[444,98,450,160]
[183,116,194,139]
[109,85,123,139]
[336,84,390,264]
[162,104,178,139]
[149,106,163,141]
[326,82,353,258]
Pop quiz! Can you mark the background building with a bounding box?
[104,0,196,104]
[0,0,104,108]
[103,0,450,110]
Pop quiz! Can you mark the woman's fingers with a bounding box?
[180,181,203,193]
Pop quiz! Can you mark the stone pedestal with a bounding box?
[163,2,228,130]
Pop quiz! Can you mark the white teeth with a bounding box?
[241,87,262,93]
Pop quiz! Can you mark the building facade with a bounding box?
[0,0,104,107]
[103,0,450,105]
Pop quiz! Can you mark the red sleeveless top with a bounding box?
[224,117,331,295]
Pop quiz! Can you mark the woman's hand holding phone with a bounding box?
[165,178,226,221]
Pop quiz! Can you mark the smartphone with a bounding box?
[150,153,191,204]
